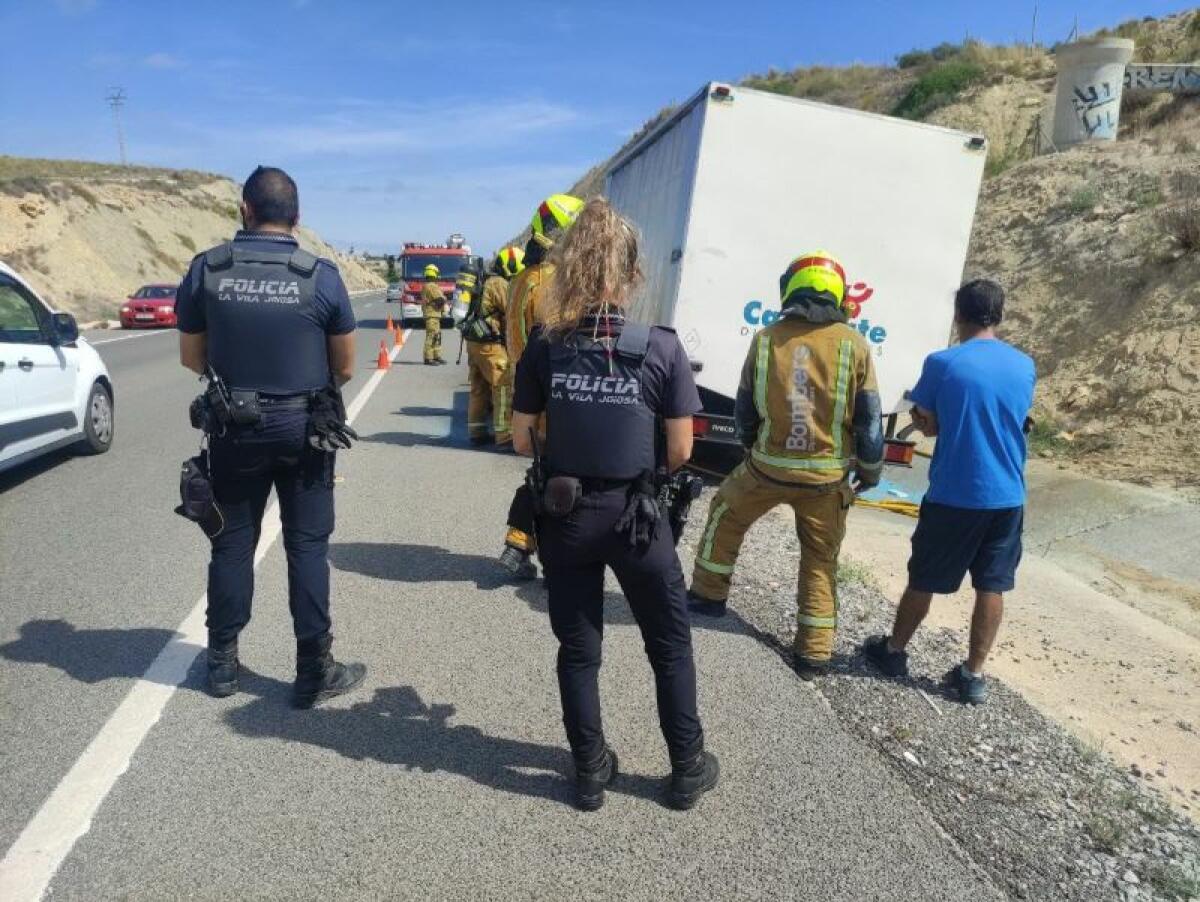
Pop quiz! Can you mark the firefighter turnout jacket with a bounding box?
[463,274,508,344]
[505,262,554,363]
[735,306,884,485]
[421,280,447,317]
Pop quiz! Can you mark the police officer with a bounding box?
[176,165,366,708]
[421,264,447,365]
[688,250,884,679]
[498,194,584,578]
[462,247,523,445]
[510,198,718,812]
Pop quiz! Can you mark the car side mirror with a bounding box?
[49,312,79,346]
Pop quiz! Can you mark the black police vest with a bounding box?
[199,242,325,395]
[544,324,656,480]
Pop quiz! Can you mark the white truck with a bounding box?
[604,82,988,456]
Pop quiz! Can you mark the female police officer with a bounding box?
[510,198,718,811]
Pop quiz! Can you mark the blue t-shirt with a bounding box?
[910,338,1036,509]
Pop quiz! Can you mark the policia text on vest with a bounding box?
[176,207,364,710]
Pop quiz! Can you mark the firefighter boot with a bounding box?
[207,637,239,698]
[293,635,367,709]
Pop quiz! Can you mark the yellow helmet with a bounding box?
[424,264,440,279]
[494,245,526,277]
[530,194,584,249]
[780,250,847,307]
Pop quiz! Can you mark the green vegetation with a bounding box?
[0,155,218,185]
[893,59,986,120]
[1027,415,1069,455]
[836,557,879,591]
[1067,184,1100,214]
[1146,861,1200,901]
[1095,12,1200,64]
[1084,812,1128,853]
[743,64,897,114]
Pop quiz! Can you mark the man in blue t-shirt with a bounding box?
[863,279,1035,704]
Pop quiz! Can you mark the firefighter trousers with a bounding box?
[691,461,852,664]
[423,314,443,362]
[465,341,510,442]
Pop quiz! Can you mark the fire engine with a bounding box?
[390,234,481,327]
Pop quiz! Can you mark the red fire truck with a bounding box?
[390,234,479,327]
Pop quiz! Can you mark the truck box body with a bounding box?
[604,83,987,441]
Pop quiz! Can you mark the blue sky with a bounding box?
[1,0,1191,256]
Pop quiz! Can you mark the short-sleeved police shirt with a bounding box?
[175,230,356,393]
[513,320,702,419]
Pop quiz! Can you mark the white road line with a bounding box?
[0,331,413,902]
[87,330,176,346]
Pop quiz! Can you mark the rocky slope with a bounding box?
[514,9,1200,490]
[0,157,384,322]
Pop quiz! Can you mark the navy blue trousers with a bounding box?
[538,486,704,766]
[206,410,335,646]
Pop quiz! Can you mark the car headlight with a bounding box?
[121,306,131,313]
[161,306,174,314]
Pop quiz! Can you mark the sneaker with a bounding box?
[575,746,619,812]
[862,635,909,678]
[791,655,829,682]
[499,546,538,580]
[668,750,720,810]
[949,664,988,705]
[687,591,727,618]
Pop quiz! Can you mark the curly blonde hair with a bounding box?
[541,197,642,336]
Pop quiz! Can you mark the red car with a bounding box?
[119,284,177,329]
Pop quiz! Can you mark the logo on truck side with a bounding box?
[741,280,887,346]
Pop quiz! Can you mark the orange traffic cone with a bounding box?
[375,339,390,370]
[385,313,395,333]
[393,325,404,349]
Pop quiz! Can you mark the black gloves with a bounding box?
[614,473,661,552]
[307,384,359,452]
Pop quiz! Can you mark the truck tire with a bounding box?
[79,381,114,455]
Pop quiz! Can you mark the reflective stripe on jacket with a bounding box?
[421,281,446,317]
[736,318,883,485]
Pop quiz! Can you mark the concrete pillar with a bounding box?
[1052,38,1135,148]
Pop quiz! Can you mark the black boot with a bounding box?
[292,635,366,709]
[686,591,727,618]
[207,639,239,698]
[574,745,619,812]
[668,750,720,810]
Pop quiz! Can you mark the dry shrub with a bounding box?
[1159,173,1200,252]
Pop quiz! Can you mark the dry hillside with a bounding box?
[0,157,384,322]
[517,9,1200,491]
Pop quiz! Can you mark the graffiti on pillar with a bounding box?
[1071,81,1119,138]
[1124,65,1200,92]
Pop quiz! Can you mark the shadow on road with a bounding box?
[0,618,290,696]
[223,684,667,806]
[0,447,77,494]
[358,431,459,449]
[395,405,454,417]
[329,541,752,639]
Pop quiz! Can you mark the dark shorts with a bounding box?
[908,501,1024,594]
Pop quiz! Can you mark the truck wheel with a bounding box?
[80,381,114,454]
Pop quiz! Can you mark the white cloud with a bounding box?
[180,99,580,157]
[144,52,185,69]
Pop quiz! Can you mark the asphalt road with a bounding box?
[0,293,1000,900]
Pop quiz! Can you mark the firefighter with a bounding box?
[688,251,884,679]
[462,247,524,445]
[499,194,584,579]
[422,263,447,365]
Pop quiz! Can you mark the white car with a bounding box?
[0,261,114,475]
[385,282,402,303]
